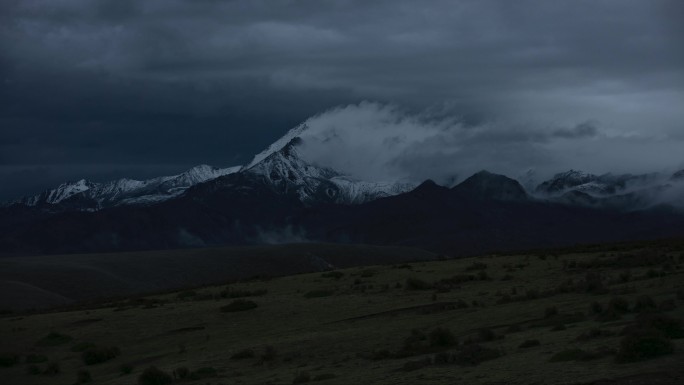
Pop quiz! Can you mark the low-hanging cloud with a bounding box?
[295,102,684,186]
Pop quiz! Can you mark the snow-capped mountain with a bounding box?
[534,169,684,211]
[535,170,660,197]
[242,134,415,205]
[6,124,415,210]
[11,164,241,210]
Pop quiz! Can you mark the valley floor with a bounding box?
[1,240,684,384]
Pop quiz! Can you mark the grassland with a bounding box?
[1,240,684,384]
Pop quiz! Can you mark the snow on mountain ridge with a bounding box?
[12,165,241,209]
[242,123,309,171]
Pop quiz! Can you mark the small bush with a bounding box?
[453,344,500,366]
[120,363,134,375]
[82,346,121,365]
[36,332,72,347]
[577,328,613,340]
[25,353,47,363]
[26,364,41,375]
[190,367,217,380]
[77,370,92,384]
[617,329,673,362]
[176,290,196,300]
[231,348,255,360]
[220,299,258,312]
[312,373,336,381]
[549,349,594,362]
[303,290,334,298]
[428,328,457,348]
[0,353,19,367]
[519,340,540,348]
[544,307,558,319]
[292,371,311,384]
[43,361,60,375]
[321,271,344,279]
[138,366,173,385]
[401,358,431,371]
[477,328,497,342]
[220,288,268,299]
[659,298,677,311]
[633,295,657,313]
[71,342,96,352]
[261,345,277,362]
[465,262,488,271]
[360,269,376,278]
[634,313,684,339]
[405,278,432,291]
[173,367,189,379]
[609,297,630,313]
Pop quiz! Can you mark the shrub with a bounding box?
[82,346,121,365]
[465,262,488,271]
[77,370,92,383]
[609,296,630,313]
[633,295,657,313]
[477,328,497,342]
[43,361,60,375]
[634,313,684,339]
[231,348,255,360]
[659,299,677,311]
[27,364,41,375]
[25,353,48,363]
[360,269,376,278]
[453,344,500,366]
[519,340,540,348]
[549,349,594,362]
[138,366,173,385]
[303,290,334,298]
[577,328,613,340]
[544,307,558,319]
[428,328,457,348]
[589,301,603,315]
[190,367,217,380]
[71,342,96,352]
[313,373,336,381]
[261,345,277,362]
[120,363,134,375]
[292,371,311,384]
[321,271,344,279]
[0,353,19,367]
[176,290,196,300]
[400,329,427,355]
[36,332,72,347]
[401,358,431,371]
[617,329,673,362]
[220,288,268,299]
[220,299,258,312]
[173,367,189,379]
[405,278,432,291]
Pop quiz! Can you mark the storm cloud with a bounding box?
[1,0,683,200]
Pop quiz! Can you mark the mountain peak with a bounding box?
[452,171,528,201]
[242,123,308,171]
[536,169,598,195]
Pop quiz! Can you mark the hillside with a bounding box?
[1,240,684,384]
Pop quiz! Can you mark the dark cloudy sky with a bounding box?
[1,0,683,200]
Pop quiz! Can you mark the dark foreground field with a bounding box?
[1,240,684,384]
[0,243,436,311]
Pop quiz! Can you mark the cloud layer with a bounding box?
[297,102,684,185]
[1,0,683,199]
